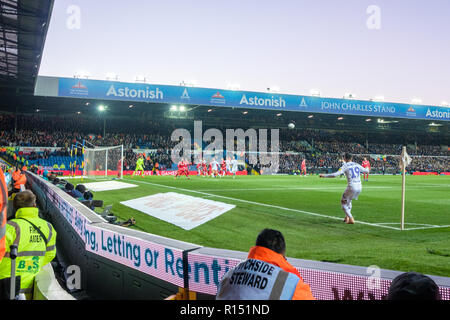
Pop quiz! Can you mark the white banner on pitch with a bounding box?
[83,181,138,192]
[120,192,235,230]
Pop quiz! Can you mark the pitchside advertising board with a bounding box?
[35,76,450,122]
[27,173,450,300]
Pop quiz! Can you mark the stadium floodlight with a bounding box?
[337,116,344,120]
[180,80,197,87]
[344,93,356,99]
[207,109,213,112]
[429,122,442,127]
[170,105,178,111]
[227,83,241,91]
[242,111,248,115]
[372,95,385,102]
[308,115,314,119]
[276,113,282,117]
[365,118,372,122]
[77,111,81,115]
[135,75,147,83]
[106,73,119,81]
[179,105,186,111]
[267,86,280,93]
[74,70,90,79]
[411,98,422,105]
[98,105,107,112]
[310,89,321,97]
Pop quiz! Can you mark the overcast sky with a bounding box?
[39,0,450,106]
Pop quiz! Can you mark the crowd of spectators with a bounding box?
[0,113,448,173]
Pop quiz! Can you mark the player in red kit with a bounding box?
[201,159,207,177]
[175,159,189,179]
[117,158,122,178]
[362,157,370,181]
[301,159,307,176]
[175,160,183,178]
[183,158,190,179]
[197,161,203,176]
[220,159,227,177]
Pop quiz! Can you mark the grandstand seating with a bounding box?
[0,113,448,173]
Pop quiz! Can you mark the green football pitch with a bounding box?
[71,174,450,277]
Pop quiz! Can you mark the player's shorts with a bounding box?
[342,186,361,201]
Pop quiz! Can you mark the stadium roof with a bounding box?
[0,0,53,95]
[0,95,448,140]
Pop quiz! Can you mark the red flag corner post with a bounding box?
[0,167,7,262]
[400,146,412,230]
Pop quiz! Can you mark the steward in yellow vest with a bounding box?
[0,191,56,299]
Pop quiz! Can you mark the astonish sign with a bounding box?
[39,76,450,122]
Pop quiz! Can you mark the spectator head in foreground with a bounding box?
[387,272,440,300]
[13,190,36,212]
[255,228,286,256]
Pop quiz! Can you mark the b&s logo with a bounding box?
[211,91,226,104]
[70,80,89,96]
[17,256,40,274]
[406,106,416,117]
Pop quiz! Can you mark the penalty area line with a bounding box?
[124,178,402,231]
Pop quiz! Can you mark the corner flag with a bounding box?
[400,147,412,230]
[400,148,412,169]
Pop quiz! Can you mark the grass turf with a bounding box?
[71,174,450,277]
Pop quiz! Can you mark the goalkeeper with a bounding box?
[134,155,145,176]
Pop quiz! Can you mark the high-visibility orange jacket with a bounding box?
[0,168,7,262]
[13,173,27,190]
[247,246,316,300]
[12,170,21,181]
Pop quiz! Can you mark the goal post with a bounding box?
[83,145,124,179]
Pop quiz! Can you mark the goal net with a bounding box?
[83,145,124,179]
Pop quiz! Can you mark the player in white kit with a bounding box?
[319,153,370,224]
[210,158,219,177]
[230,157,238,178]
[226,157,231,173]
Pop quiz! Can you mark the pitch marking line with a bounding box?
[196,186,394,192]
[377,222,450,231]
[123,179,423,231]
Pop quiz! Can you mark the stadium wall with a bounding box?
[26,172,450,300]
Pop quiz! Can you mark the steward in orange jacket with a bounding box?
[216,229,316,300]
[10,169,27,195]
[0,167,7,262]
[246,245,316,300]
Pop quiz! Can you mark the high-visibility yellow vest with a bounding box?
[0,207,56,298]
[0,168,7,262]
